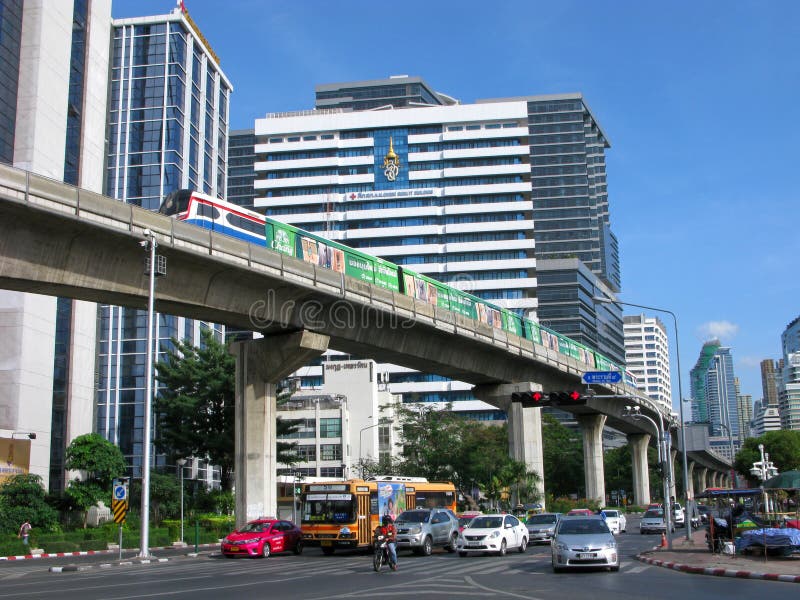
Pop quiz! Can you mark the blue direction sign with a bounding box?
[582,371,622,385]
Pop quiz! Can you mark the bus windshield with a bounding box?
[302,494,356,524]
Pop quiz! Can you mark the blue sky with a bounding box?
[115,0,800,407]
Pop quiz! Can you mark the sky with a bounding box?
[114,0,800,408]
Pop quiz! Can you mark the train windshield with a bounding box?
[159,190,193,216]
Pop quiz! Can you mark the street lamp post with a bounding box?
[750,444,778,516]
[359,419,384,476]
[593,296,691,542]
[177,458,187,544]
[138,229,165,559]
[623,405,673,550]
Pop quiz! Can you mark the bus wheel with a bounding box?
[322,546,335,556]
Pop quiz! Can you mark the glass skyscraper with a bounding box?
[97,7,231,479]
[690,340,739,440]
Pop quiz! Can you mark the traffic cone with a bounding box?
[660,532,667,548]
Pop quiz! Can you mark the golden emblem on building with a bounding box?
[382,137,400,182]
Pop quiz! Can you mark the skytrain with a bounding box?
[159,189,636,384]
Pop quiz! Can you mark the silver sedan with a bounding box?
[551,515,619,572]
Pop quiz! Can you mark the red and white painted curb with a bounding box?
[0,543,218,561]
[637,553,800,583]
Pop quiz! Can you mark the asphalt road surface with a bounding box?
[0,517,796,600]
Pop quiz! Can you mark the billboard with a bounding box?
[0,438,31,484]
[378,482,407,521]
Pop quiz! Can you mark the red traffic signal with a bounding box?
[511,391,550,407]
[549,391,588,406]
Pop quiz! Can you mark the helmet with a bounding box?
[382,514,393,526]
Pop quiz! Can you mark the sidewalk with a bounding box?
[636,527,800,583]
[0,542,219,562]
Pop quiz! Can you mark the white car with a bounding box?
[457,514,528,556]
[672,503,685,527]
[602,509,626,534]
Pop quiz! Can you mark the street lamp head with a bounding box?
[11,432,36,440]
[591,296,613,304]
[177,458,187,466]
[758,443,764,451]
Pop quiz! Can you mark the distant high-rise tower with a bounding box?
[97,5,232,481]
[690,340,738,440]
[760,359,783,406]
[228,129,256,210]
[735,377,753,441]
[779,315,800,430]
[622,314,672,412]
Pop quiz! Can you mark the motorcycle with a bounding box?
[373,534,395,572]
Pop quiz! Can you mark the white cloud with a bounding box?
[737,356,762,369]
[696,320,739,341]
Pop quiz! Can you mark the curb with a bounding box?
[637,553,800,583]
[0,543,218,562]
[48,557,170,573]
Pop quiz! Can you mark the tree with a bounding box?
[734,430,800,484]
[394,402,464,482]
[129,471,180,525]
[64,433,127,526]
[541,413,584,497]
[0,474,59,535]
[155,329,236,490]
[155,330,304,490]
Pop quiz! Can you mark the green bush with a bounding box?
[0,537,32,556]
[41,540,79,553]
[546,496,602,514]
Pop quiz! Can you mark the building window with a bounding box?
[320,467,343,477]
[320,444,342,461]
[294,445,316,461]
[319,417,342,438]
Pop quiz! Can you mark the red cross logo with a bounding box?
[349,193,357,200]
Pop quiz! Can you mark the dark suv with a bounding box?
[395,508,459,555]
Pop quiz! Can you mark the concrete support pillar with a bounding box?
[709,471,718,488]
[506,402,545,505]
[230,330,329,528]
[669,448,678,503]
[687,461,695,500]
[577,414,607,505]
[697,467,708,494]
[472,383,545,507]
[628,433,651,507]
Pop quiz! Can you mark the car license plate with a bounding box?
[320,540,332,547]
[467,542,480,547]
[577,552,596,559]
[229,547,238,552]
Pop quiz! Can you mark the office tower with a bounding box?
[0,0,111,491]
[622,314,672,412]
[315,75,458,111]
[760,359,782,406]
[228,129,256,210]
[254,100,535,415]
[779,315,800,430]
[690,340,738,440]
[736,391,753,441]
[750,399,782,436]
[96,5,232,480]
[476,93,622,363]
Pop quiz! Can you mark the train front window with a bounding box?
[302,494,356,524]
[160,189,192,216]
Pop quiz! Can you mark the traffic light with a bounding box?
[511,391,551,408]
[511,389,592,408]
[548,390,591,406]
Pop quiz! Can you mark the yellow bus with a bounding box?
[300,477,456,554]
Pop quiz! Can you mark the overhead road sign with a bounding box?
[582,371,622,385]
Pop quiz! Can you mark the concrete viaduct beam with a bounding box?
[230,330,329,527]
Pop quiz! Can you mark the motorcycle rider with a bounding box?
[375,514,398,570]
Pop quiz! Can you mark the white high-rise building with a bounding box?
[750,399,782,436]
[253,101,535,416]
[622,314,672,413]
[0,0,112,490]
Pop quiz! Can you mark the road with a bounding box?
[0,517,796,599]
